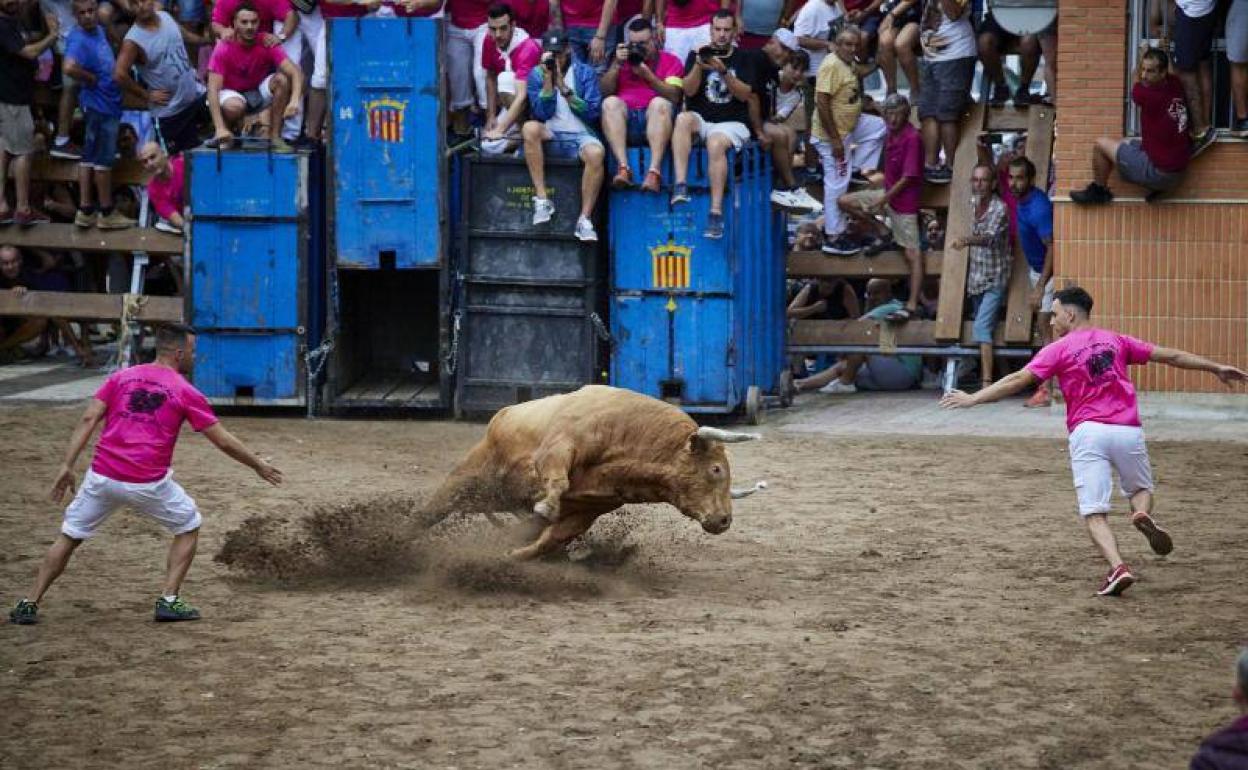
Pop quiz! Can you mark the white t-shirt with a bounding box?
[1175,0,1216,17]
[919,0,976,62]
[794,0,842,77]
[544,67,589,135]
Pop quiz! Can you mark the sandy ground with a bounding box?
[2,404,1247,769]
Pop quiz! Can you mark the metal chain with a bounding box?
[304,334,335,380]
[589,312,614,347]
[445,311,462,375]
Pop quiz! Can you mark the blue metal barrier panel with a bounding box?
[330,17,444,269]
[189,150,305,218]
[194,333,302,404]
[611,293,733,409]
[191,221,302,330]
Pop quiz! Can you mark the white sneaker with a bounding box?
[790,187,824,213]
[153,219,182,235]
[574,216,598,242]
[818,379,858,395]
[532,197,555,225]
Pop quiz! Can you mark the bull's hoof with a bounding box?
[533,501,556,521]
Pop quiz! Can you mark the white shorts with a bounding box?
[447,22,488,111]
[1028,269,1054,313]
[219,73,278,115]
[688,113,751,150]
[62,468,202,540]
[1068,421,1154,516]
[663,23,711,65]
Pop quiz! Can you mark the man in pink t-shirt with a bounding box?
[481,2,543,145]
[599,15,683,191]
[140,141,185,233]
[211,0,298,44]
[205,3,304,148]
[942,286,1247,598]
[9,324,283,626]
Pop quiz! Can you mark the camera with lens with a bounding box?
[697,45,725,64]
[626,42,647,65]
[542,52,558,72]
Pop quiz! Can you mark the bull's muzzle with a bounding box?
[730,480,768,499]
[701,513,732,534]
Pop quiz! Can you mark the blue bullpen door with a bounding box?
[329,17,444,269]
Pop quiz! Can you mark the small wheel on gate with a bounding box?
[778,370,794,408]
[745,385,764,425]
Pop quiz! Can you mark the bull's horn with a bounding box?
[730,481,769,499]
[696,426,761,443]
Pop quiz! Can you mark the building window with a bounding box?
[1126,0,1237,134]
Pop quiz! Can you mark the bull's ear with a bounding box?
[689,432,712,454]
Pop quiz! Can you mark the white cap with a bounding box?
[773,28,800,52]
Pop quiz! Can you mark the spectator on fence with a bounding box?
[523,28,604,241]
[442,0,490,137]
[792,0,840,78]
[1232,0,1248,138]
[656,0,729,64]
[812,24,887,255]
[837,94,922,316]
[1003,154,1057,407]
[1172,0,1218,156]
[976,6,1040,108]
[0,0,57,226]
[64,0,134,230]
[950,162,1009,387]
[206,3,304,150]
[876,0,920,97]
[141,141,185,233]
[752,30,822,214]
[786,277,860,320]
[740,0,797,50]
[114,0,207,155]
[482,2,542,145]
[480,71,522,153]
[1190,647,1248,770]
[600,14,683,192]
[1070,48,1189,205]
[212,0,304,142]
[772,46,808,132]
[40,0,84,160]
[916,0,974,184]
[669,11,754,240]
[793,277,923,394]
[550,0,617,71]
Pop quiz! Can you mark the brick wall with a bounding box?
[1053,0,1248,392]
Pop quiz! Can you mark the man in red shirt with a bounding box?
[1070,47,1191,205]
[8,324,283,626]
[205,2,304,148]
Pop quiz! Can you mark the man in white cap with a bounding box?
[755,28,822,213]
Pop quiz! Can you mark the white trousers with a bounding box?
[813,113,888,237]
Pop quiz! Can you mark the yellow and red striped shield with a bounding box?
[650,240,692,289]
[365,98,407,143]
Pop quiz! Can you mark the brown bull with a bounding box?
[423,385,765,559]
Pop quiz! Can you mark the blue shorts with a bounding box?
[626,105,673,143]
[969,285,1006,344]
[543,129,604,160]
[81,110,120,170]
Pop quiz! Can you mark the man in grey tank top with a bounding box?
[113,0,208,153]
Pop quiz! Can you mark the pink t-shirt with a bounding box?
[482,36,541,78]
[212,0,292,32]
[883,123,922,215]
[1025,327,1155,433]
[91,364,219,483]
[616,50,683,109]
[208,38,288,92]
[147,154,184,222]
[446,0,489,28]
[665,0,722,28]
[561,0,607,27]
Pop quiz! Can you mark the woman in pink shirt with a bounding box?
[941,286,1247,598]
[8,324,283,626]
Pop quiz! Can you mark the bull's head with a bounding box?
[672,426,764,535]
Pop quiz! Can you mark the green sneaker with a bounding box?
[154,596,201,622]
[9,599,38,625]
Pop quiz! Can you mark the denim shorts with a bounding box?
[81,109,120,170]
[969,285,1006,344]
[625,105,672,143]
[544,128,604,160]
[1116,139,1184,192]
[917,57,975,122]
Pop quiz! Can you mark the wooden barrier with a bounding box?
[788,250,944,279]
[0,290,183,322]
[0,224,183,255]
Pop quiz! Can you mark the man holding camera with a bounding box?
[670,10,756,240]
[600,15,683,192]
[523,28,605,242]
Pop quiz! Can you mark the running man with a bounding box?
[9,324,283,625]
[941,286,1247,597]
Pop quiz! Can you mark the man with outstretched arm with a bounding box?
[941,286,1247,597]
[9,323,283,626]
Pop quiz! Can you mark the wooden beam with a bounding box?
[983,106,1031,133]
[800,181,950,211]
[0,224,183,255]
[788,250,944,278]
[0,290,183,322]
[790,318,1020,348]
[12,156,150,186]
[1003,105,1056,343]
[933,103,987,340]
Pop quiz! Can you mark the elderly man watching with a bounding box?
[952,163,1010,388]
[600,14,683,192]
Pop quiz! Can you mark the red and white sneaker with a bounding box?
[1096,564,1136,597]
[1132,512,1174,555]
